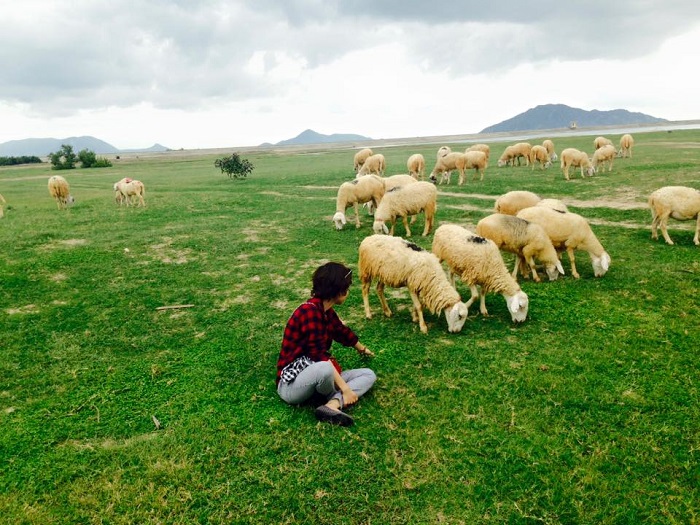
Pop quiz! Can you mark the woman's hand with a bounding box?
[355,343,375,357]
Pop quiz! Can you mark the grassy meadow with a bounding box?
[1,129,699,524]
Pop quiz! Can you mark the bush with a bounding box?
[48,144,77,170]
[214,153,254,179]
[0,156,42,166]
[78,149,112,168]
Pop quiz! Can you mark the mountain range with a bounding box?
[262,129,372,147]
[0,136,169,157]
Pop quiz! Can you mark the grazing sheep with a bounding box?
[494,190,541,216]
[517,207,611,279]
[333,175,385,230]
[618,134,634,158]
[536,198,569,213]
[353,148,374,172]
[429,152,467,185]
[592,144,616,173]
[358,235,469,334]
[497,145,519,167]
[560,148,595,180]
[437,146,452,160]
[357,154,386,177]
[432,224,529,322]
[529,145,552,170]
[0,193,5,218]
[466,143,490,161]
[407,153,426,180]
[476,213,565,282]
[594,136,613,150]
[47,175,75,210]
[373,181,437,237]
[648,186,700,245]
[114,178,146,207]
[542,139,557,161]
[461,150,488,182]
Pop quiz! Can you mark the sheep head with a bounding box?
[506,291,529,323]
[333,212,347,230]
[545,260,565,281]
[591,252,611,277]
[444,302,469,333]
[372,220,389,235]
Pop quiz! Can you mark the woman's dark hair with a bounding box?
[312,262,352,300]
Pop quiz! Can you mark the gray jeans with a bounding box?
[277,360,376,408]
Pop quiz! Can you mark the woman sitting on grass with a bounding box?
[276,261,376,427]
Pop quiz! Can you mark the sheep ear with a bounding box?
[382,224,389,234]
[556,261,565,275]
[602,253,611,271]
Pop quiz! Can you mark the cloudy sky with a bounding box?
[2,1,700,150]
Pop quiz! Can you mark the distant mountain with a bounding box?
[480,104,666,134]
[0,136,169,156]
[272,129,371,146]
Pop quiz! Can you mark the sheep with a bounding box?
[648,186,700,245]
[560,148,595,180]
[466,143,490,161]
[618,134,634,158]
[476,213,565,283]
[542,139,557,161]
[529,145,552,170]
[461,150,488,182]
[0,193,5,218]
[356,154,386,177]
[373,181,437,237]
[516,206,611,279]
[436,146,452,160]
[497,145,519,167]
[407,153,426,180]
[430,152,467,185]
[432,224,529,322]
[363,173,417,215]
[592,144,616,173]
[353,148,373,172]
[114,178,146,207]
[498,142,531,167]
[494,190,541,216]
[536,198,569,213]
[358,234,469,334]
[333,174,386,230]
[594,136,613,150]
[47,175,75,210]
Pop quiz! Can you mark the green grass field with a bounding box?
[1,129,699,524]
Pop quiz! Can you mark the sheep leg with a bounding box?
[659,216,674,245]
[422,212,432,237]
[564,166,570,181]
[650,212,660,240]
[458,169,465,186]
[527,256,541,283]
[362,280,373,319]
[408,290,428,333]
[353,203,361,229]
[566,246,580,279]
[694,215,700,245]
[389,219,396,236]
[376,282,392,317]
[479,290,489,316]
[464,284,480,311]
[402,215,411,237]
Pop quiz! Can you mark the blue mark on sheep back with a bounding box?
[403,240,424,251]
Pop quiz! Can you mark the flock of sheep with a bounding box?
[45,175,146,209]
[334,136,700,333]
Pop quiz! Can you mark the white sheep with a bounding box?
[476,213,565,282]
[560,148,595,180]
[466,143,490,161]
[363,173,418,215]
[373,181,437,237]
[353,148,373,172]
[432,224,529,322]
[648,186,700,245]
[497,145,519,167]
[407,153,426,180]
[529,145,552,170]
[594,136,613,150]
[542,139,557,161]
[47,175,75,210]
[333,174,386,230]
[516,206,611,279]
[494,190,541,216]
[430,152,467,185]
[592,144,616,173]
[461,150,488,182]
[358,234,469,334]
[618,134,634,158]
[536,198,569,213]
[114,178,146,207]
[356,154,386,177]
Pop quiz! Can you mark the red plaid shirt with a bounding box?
[276,297,359,384]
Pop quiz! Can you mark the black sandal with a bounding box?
[315,405,354,426]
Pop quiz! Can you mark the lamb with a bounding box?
[47,175,75,209]
[432,224,529,322]
[333,174,386,230]
[592,144,616,173]
[516,206,611,278]
[466,143,490,161]
[461,150,488,182]
[618,134,634,158]
[536,198,569,213]
[529,145,552,170]
[542,139,557,161]
[476,213,565,282]
[353,148,373,172]
[358,234,469,334]
[373,181,437,237]
[648,186,700,245]
[114,178,146,207]
[356,154,386,177]
[560,148,595,180]
[407,153,426,180]
[430,152,468,185]
[494,190,541,216]
[594,136,613,150]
